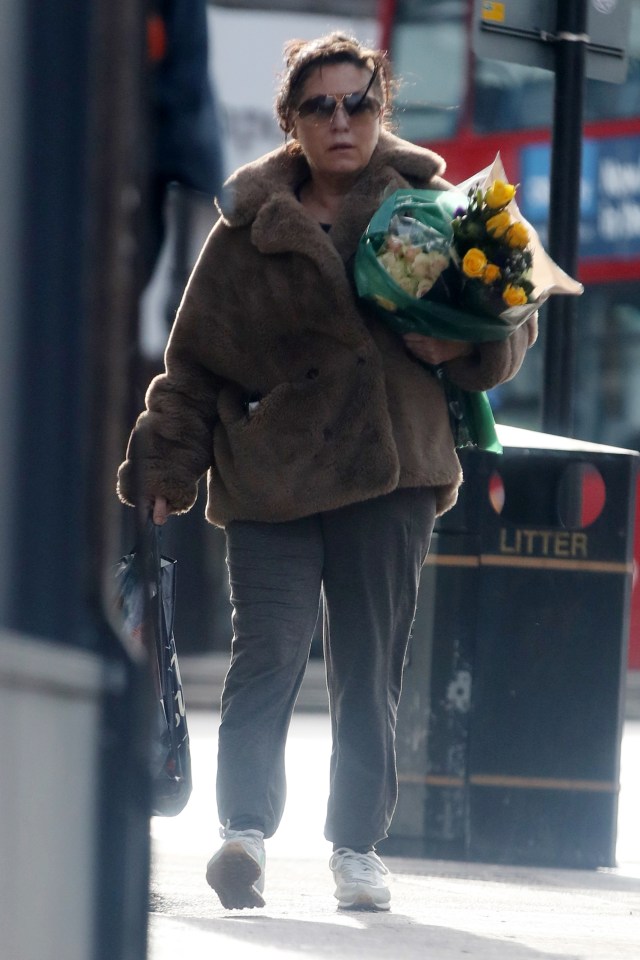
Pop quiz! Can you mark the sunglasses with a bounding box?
[296,69,381,125]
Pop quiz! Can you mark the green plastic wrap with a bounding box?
[435,368,503,455]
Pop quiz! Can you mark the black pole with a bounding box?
[542,0,588,437]
[85,3,154,957]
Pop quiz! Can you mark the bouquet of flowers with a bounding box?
[354,155,583,450]
[356,154,582,341]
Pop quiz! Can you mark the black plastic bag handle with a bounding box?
[145,517,169,696]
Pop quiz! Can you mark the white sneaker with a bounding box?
[329,848,391,911]
[206,825,266,909]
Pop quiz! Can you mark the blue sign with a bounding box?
[519,134,640,260]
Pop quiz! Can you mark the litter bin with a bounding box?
[383,425,638,869]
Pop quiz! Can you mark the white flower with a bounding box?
[411,250,449,281]
[378,250,408,284]
[396,275,419,296]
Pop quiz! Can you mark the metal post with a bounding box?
[542,0,588,437]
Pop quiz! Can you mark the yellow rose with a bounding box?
[484,180,516,209]
[462,248,487,278]
[482,263,501,285]
[502,283,528,307]
[486,211,511,238]
[506,222,529,249]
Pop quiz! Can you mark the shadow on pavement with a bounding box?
[166,912,567,960]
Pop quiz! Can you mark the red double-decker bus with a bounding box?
[379,0,640,668]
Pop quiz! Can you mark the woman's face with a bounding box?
[291,62,382,181]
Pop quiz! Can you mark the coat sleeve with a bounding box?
[442,312,538,393]
[117,226,227,514]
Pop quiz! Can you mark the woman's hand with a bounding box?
[151,495,169,526]
[403,334,474,366]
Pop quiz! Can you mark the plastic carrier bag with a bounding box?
[114,520,192,817]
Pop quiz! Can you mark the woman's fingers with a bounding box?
[152,495,169,526]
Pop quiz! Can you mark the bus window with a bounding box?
[391,0,467,142]
[473,2,640,133]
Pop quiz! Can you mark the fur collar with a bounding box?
[215,131,447,265]
[217,130,445,226]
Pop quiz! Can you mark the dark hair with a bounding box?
[275,32,394,134]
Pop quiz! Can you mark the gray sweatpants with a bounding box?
[217,487,436,848]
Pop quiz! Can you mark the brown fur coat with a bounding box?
[117,131,536,526]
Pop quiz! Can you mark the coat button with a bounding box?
[306,367,319,379]
[356,356,366,365]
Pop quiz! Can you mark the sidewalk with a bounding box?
[149,711,640,960]
[150,849,639,960]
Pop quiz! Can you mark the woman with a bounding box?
[118,33,537,911]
